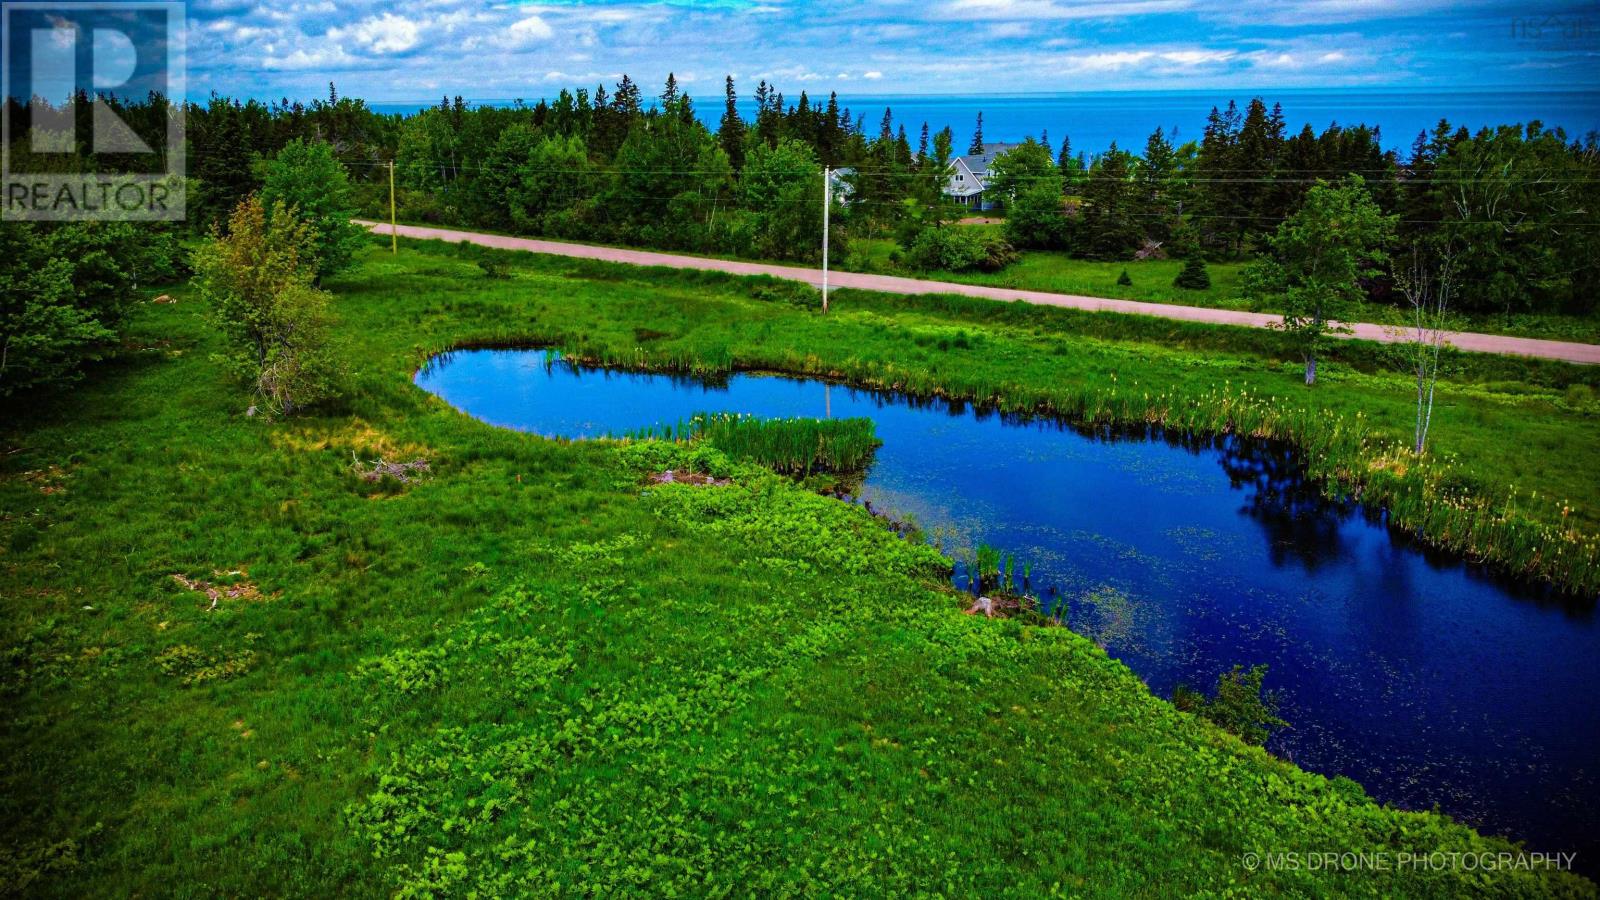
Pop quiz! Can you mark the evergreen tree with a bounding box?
[1080,142,1143,259]
[1174,256,1211,289]
[1230,98,1281,251]
[818,92,843,165]
[613,75,642,117]
[754,81,780,148]
[1194,101,1242,254]
[718,75,745,169]
[1057,134,1084,190]
[969,112,985,155]
[1137,127,1181,242]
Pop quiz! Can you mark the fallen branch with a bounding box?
[351,452,431,484]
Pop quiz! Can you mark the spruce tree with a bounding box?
[820,92,843,165]
[719,75,745,169]
[1174,256,1211,289]
[1082,142,1143,259]
[1138,127,1180,241]
[1235,98,1280,250]
[969,112,984,155]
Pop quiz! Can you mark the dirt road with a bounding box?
[357,221,1600,366]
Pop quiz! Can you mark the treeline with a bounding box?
[181,76,944,262]
[993,99,1600,318]
[174,79,1600,316]
[5,78,1600,400]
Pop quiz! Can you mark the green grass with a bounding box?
[628,412,881,476]
[852,236,1248,308]
[2,239,1596,896]
[850,235,1600,344]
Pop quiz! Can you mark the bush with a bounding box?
[0,221,181,399]
[192,196,343,415]
[1003,181,1070,250]
[1173,664,1287,746]
[905,226,1016,274]
[1174,257,1211,290]
[1117,269,1133,287]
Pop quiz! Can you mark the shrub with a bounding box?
[1003,181,1070,250]
[0,221,182,399]
[1174,257,1211,290]
[1173,664,1287,746]
[192,196,343,415]
[1117,269,1133,287]
[905,226,1016,274]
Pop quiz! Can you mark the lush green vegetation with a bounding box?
[4,241,1596,895]
[0,220,185,398]
[9,83,1597,399]
[628,411,880,476]
[853,233,1600,344]
[854,233,1247,301]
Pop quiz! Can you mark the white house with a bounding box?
[945,142,1021,211]
[826,166,855,206]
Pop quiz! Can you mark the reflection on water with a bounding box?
[417,349,1599,869]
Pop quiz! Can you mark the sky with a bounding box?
[181,0,1600,101]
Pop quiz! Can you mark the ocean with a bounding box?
[368,88,1600,154]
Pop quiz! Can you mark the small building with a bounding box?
[826,166,855,206]
[946,142,1021,211]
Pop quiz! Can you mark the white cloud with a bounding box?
[262,45,356,70]
[1158,49,1235,65]
[1061,50,1155,71]
[329,13,420,54]
[505,15,555,44]
[864,70,884,79]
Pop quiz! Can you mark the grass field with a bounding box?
[2,239,1596,896]
[850,235,1600,344]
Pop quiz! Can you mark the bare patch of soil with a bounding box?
[648,470,731,487]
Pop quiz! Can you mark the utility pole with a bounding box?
[388,159,398,254]
[821,166,830,314]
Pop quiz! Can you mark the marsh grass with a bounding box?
[624,412,880,476]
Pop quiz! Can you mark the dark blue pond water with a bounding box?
[417,349,1599,867]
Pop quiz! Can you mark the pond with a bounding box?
[417,348,1598,867]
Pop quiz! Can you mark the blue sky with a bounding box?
[182,0,1600,101]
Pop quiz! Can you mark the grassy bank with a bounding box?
[2,241,1596,896]
[851,236,1600,344]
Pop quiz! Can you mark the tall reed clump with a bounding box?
[628,412,880,476]
[577,342,1599,595]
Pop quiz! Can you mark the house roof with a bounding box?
[952,142,1023,179]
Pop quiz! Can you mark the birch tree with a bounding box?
[1394,243,1456,455]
